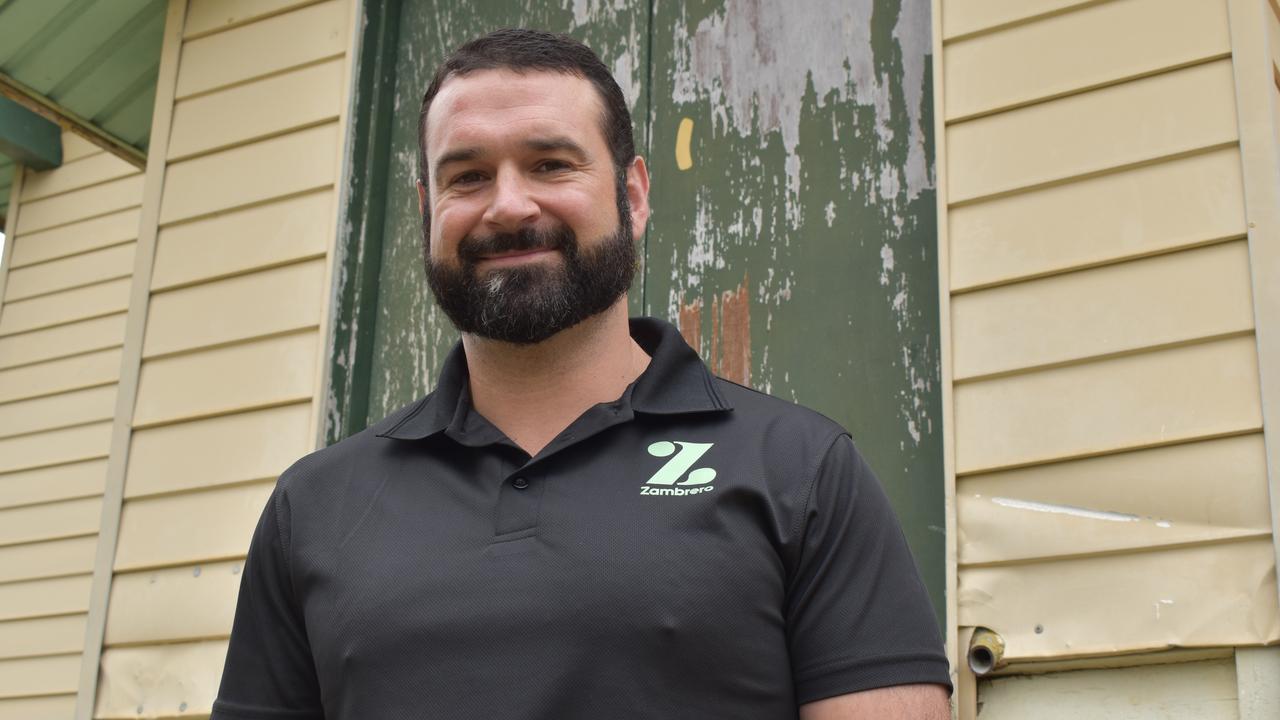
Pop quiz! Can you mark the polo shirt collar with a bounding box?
[376,317,731,442]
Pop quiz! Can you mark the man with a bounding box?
[212,29,950,720]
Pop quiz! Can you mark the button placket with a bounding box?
[493,470,544,536]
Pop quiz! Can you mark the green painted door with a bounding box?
[331,0,944,621]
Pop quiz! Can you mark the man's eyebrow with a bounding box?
[523,136,590,161]
[433,147,481,185]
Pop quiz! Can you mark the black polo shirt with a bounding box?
[212,317,950,720]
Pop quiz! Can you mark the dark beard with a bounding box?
[424,205,636,345]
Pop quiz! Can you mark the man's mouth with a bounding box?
[477,248,558,266]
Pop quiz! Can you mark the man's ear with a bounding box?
[625,156,651,238]
[416,179,428,216]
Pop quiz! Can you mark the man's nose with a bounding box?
[482,168,540,231]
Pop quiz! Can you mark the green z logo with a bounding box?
[645,441,717,486]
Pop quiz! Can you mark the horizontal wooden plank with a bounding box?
[0,535,97,584]
[0,422,112,476]
[945,0,1230,120]
[20,152,139,203]
[947,59,1239,203]
[0,384,117,440]
[0,348,121,404]
[0,653,80,699]
[952,241,1256,379]
[7,209,139,268]
[126,402,311,498]
[0,460,106,511]
[61,134,99,163]
[0,694,76,720]
[0,278,131,336]
[4,242,135,302]
[949,146,1247,290]
[941,0,1097,40]
[159,121,338,225]
[114,480,272,571]
[954,335,1263,473]
[175,0,348,99]
[0,574,91,622]
[978,659,1239,720]
[95,640,226,719]
[133,331,317,427]
[14,174,144,236]
[105,561,241,646]
[960,537,1280,659]
[144,258,325,358]
[0,313,126,371]
[168,56,344,160]
[959,433,1272,565]
[0,496,101,547]
[0,615,86,661]
[152,189,332,290]
[184,0,321,38]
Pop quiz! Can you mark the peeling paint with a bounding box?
[649,0,944,615]
[710,274,751,386]
[677,295,703,355]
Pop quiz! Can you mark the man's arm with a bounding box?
[212,481,324,720]
[786,434,953,707]
[800,684,951,720]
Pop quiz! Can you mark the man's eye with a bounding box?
[535,159,570,173]
[451,171,485,186]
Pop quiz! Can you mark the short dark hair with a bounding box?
[417,28,635,193]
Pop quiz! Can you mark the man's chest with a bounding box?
[294,435,794,698]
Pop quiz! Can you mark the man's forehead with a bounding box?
[425,68,604,145]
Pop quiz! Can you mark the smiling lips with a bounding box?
[477,248,559,266]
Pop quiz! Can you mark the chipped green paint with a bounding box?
[645,0,945,619]
[331,0,943,620]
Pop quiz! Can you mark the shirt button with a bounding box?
[512,477,530,490]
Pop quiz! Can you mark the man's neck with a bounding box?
[461,300,650,457]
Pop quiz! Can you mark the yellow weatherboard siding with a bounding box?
[944,0,1231,121]
[935,0,1280,715]
[104,561,242,646]
[947,145,1248,291]
[977,659,1241,720]
[84,1,357,717]
[3,243,137,303]
[124,402,313,499]
[7,209,140,268]
[0,132,143,720]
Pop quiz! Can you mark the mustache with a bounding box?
[458,225,574,264]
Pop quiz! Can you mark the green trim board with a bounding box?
[0,159,13,224]
[325,0,402,445]
[0,95,61,170]
[0,72,144,168]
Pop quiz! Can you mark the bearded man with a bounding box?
[212,28,951,720]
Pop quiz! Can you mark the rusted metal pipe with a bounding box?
[967,627,1006,676]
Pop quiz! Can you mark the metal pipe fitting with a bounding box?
[967,627,1006,676]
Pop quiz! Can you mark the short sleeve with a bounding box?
[211,484,324,720]
[786,434,952,704]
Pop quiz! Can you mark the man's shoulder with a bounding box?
[705,376,851,464]
[712,376,846,433]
